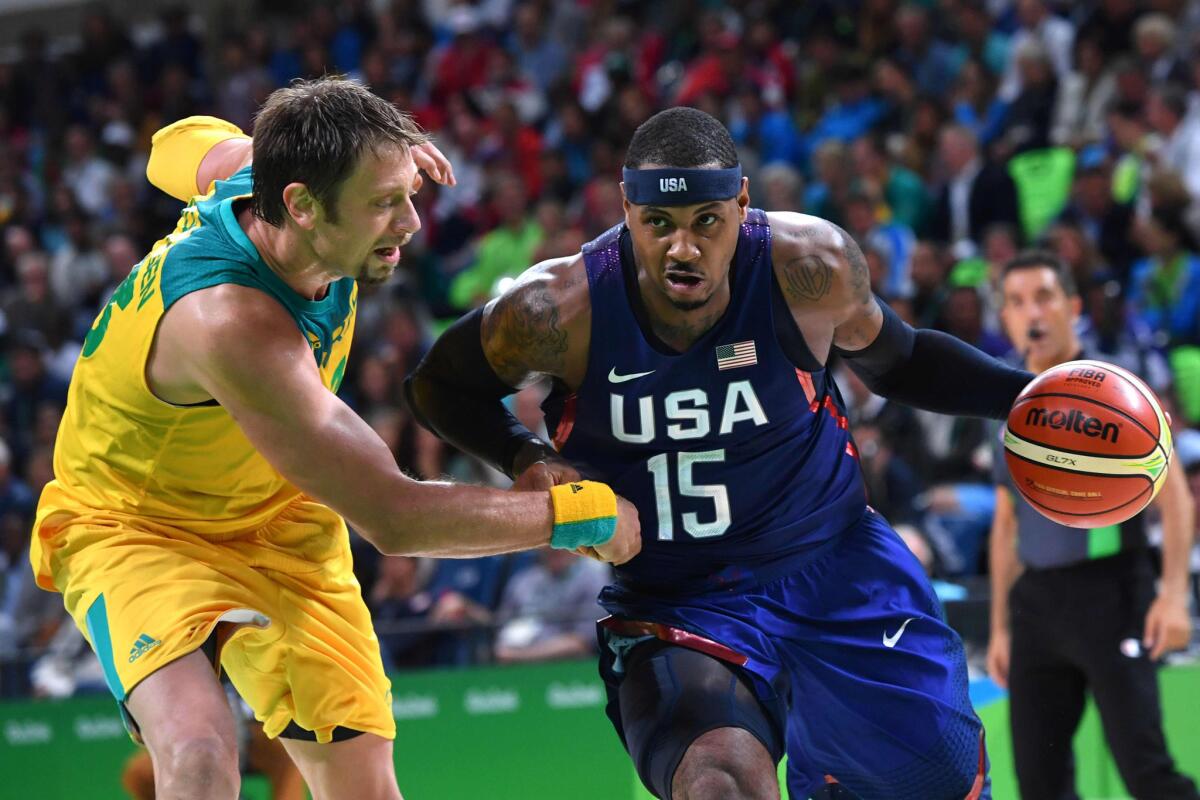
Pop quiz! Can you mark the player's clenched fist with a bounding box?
[594,497,641,565]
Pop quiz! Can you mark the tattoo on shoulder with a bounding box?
[483,282,568,384]
[830,221,871,304]
[782,254,834,301]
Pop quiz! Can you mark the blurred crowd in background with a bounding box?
[1,0,1200,698]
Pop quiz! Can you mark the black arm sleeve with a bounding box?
[836,299,1034,420]
[403,308,556,479]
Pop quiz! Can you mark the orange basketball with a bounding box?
[1004,359,1173,528]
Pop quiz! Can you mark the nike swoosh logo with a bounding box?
[883,617,917,649]
[608,368,655,383]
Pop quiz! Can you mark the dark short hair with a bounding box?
[251,77,430,226]
[623,107,739,170]
[1001,250,1078,296]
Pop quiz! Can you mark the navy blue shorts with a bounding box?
[598,509,990,800]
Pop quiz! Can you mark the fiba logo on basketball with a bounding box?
[1065,367,1107,387]
[1024,407,1120,442]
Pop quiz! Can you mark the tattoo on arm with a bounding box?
[782,255,834,301]
[831,222,871,306]
[482,283,568,386]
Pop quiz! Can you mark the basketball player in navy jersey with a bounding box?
[407,108,1034,799]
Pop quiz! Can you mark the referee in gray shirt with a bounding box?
[987,252,1198,799]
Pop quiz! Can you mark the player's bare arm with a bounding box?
[150,283,580,559]
[768,212,882,362]
[480,255,591,391]
[769,212,1033,420]
[1144,460,1195,659]
[406,255,593,479]
[405,256,641,564]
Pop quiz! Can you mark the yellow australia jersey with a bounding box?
[32,165,357,589]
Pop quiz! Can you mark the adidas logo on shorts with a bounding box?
[128,633,162,663]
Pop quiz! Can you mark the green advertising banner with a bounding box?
[2,660,1198,799]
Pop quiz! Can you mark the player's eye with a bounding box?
[697,214,718,226]
[647,217,670,230]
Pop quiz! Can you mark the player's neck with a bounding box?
[240,207,336,301]
[637,274,732,352]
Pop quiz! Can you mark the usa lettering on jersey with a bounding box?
[610,380,768,443]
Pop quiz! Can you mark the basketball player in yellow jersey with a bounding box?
[31,78,640,800]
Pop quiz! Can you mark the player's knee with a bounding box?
[155,733,240,798]
[672,730,777,800]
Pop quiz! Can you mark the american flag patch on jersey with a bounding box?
[716,340,757,370]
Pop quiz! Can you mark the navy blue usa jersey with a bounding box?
[542,209,866,594]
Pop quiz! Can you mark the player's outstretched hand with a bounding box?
[1143,591,1192,660]
[986,630,1011,689]
[413,142,456,186]
[593,496,641,566]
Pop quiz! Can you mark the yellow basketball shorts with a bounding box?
[39,499,395,743]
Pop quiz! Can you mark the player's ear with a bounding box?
[736,177,750,221]
[282,182,319,229]
[620,182,634,221]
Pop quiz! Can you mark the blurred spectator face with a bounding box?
[65,125,94,162]
[16,252,50,300]
[1016,46,1053,87]
[357,354,393,407]
[1136,213,1182,257]
[1145,91,1181,134]
[1016,0,1048,28]
[1000,264,1081,367]
[896,6,929,50]
[5,225,34,262]
[1114,63,1149,106]
[955,60,989,106]
[491,174,528,226]
[943,286,984,341]
[560,105,587,140]
[983,226,1019,269]
[514,4,541,42]
[851,138,884,178]
[845,196,876,238]
[377,555,421,598]
[813,142,848,187]
[938,128,977,175]
[26,446,53,492]
[1083,278,1125,335]
[1047,224,1088,272]
[955,4,991,45]
[9,344,44,387]
[34,403,60,447]
[540,547,577,577]
[757,164,803,212]
[617,86,652,130]
[1073,169,1111,216]
[1135,15,1174,61]
[911,241,945,292]
[104,234,139,282]
[535,198,566,232]
[1075,38,1105,79]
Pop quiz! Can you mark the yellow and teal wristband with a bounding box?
[549,481,618,550]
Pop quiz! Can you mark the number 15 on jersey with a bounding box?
[646,449,730,540]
